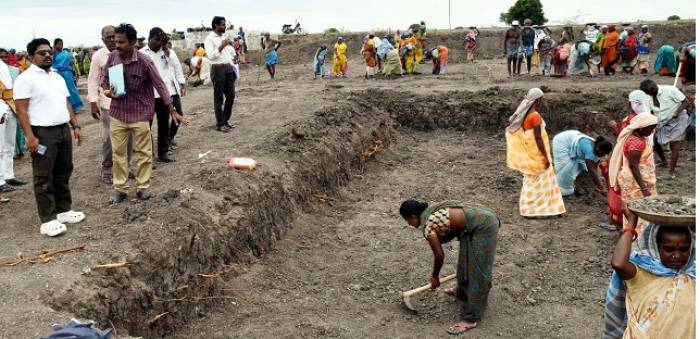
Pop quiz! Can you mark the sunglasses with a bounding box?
[35,50,55,57]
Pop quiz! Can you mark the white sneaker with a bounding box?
[56,210,85,224]
[40,220,67,237]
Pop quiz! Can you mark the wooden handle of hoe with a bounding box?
[674,59,684,88]
[400,274,457,298]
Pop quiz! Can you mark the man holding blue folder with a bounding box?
[102,23,187,203]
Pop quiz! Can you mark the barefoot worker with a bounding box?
[608,112,658,231]
[332,37,348,77]
[361,35,378,79]
[604,224,695,338]
[551,131,612,197]
[464,26,479,63]
[261,33,281,80]
[654,45,677,76]
[505,87,566,218]
[426,45,449,75]
[640,79,689,178]
[312,45,327,79]
[382,47,403,78]
[399,199,500,335]
[599,90,652,231]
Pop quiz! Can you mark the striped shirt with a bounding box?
[102,49,171,123]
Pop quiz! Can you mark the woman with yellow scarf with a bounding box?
[505,88,566,218]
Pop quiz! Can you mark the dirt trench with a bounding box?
[47,87,632,337]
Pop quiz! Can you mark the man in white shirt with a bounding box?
[640,79,690,178]
[141,27,187,163]
[0,50,27,196]
[13,38,85,237]
[204,16,237,132]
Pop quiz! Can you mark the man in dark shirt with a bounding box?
[102,23,187,203]
[504,21,522,76]
[537,28,555,75]
[521,19,536,74]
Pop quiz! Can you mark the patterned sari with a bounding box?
[419,201,499,322]
[617,135,657,229]
[362,40,378,76]
[506,113,566,217]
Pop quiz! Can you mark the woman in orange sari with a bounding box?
[506,88,566,218]
[601,25,620,75]
[362,35,378,78]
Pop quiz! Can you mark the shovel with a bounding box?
[399,273,456,313]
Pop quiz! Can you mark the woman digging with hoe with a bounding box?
[399,199,500,335]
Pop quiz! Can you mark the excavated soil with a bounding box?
[0,52,696,339]
[628,196,696,215]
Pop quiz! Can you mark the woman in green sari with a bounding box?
[399,199,500,335]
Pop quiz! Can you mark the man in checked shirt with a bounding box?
[102,23,187,203]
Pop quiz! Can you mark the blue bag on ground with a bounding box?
[41,319,113,339]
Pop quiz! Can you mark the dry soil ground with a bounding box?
[0,55,695,339]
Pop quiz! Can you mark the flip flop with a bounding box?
[0,197,9,203]
[447,322,478,335]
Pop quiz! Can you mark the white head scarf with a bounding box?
[609,113,658,187]
[628,89,652,114]
[506,88,544,133]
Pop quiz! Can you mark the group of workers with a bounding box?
[398,77,694,336]
[312,21,454,79]
[501,19,697,81]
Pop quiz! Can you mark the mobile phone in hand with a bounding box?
[37,144,47,155]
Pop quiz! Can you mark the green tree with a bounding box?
[667,15,681,21]
[500,0,548,25]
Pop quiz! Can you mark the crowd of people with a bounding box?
[498,20,697,82]
[395,77,695,336]
[0,15,695,338]
[309,21,455,79]
[504,80,694,337]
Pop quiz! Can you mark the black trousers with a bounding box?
[31,124,73,223]
[154,97,172,157]
[211,64,236,127]
[168,95,183,140]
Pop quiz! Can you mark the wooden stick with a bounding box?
[197,273,219,278]
[93,262,131,269]
[108,320,117,337]
[155,295,236,303]
[146,311,170,325]
[674,59,684,88]
[38,244,86,260]
[1,244,85,267]
[313,194,335,202]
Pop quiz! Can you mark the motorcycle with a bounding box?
[282,22,304,35]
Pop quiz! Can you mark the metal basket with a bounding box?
[628,195,695,227]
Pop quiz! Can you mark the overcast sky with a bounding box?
[0,0,695,50]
